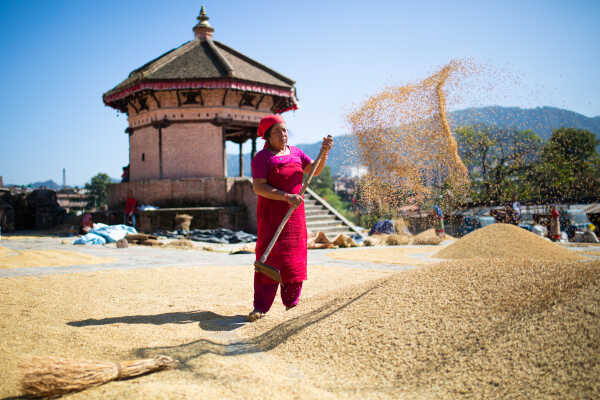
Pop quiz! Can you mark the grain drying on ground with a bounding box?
[411,228,445,245]
[0,245,114,268]
[326,246,439,265]
[0,264,392,399]
[245,259,600,398]
[435,223,583,261]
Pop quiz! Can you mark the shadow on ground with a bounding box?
[68,311,245,327]
[132,280,384,369]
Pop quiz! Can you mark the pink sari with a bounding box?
[254,149,309,283]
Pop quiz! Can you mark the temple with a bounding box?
[103,7,298,232]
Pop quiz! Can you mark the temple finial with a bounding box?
[194,5,215,40]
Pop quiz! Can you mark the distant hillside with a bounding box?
[227,135,359,177]
[227,106,600,177]
[9,177,120,189]
[449,106,600,141]
[30,180,63,190]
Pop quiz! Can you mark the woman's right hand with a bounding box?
[285,193,304,208]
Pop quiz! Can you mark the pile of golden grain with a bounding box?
[411,228,444,245]
[435,223,582,261]
[255,258,600,398]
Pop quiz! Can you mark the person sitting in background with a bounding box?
[125,191,137,227]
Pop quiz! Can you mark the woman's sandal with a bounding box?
[247,310,264,322]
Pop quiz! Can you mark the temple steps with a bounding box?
[303,188,364,240]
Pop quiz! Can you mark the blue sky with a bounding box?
[1,0,599,186]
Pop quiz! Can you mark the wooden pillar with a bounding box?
[222,127,227,177]
[239,142,244,177]
[158,127,163,179]
[251,135,257,160]
[152,118,170,179]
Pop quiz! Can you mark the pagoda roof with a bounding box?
[103,38,298,113]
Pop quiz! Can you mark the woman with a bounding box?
[549,205,561,241]
[249,114,333,322]
[125,190,137,227]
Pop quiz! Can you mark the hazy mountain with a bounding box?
[228,106,600,177]
[449,106,600,141]
[11,177,120,189]
[29,180,63,190]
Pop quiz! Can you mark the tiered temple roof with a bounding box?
[103,6,298,114]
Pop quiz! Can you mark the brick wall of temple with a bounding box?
[162,122,224,178]
[130,126,160,180]
[128,122,225,180]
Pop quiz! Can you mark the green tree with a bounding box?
[455,124,543,204]
[85,173,112,209]
[310,165,335,196]
[306,165,358,223]
[534,128,600,202]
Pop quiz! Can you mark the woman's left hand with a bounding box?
[321,135,333,154]
[285,193,304,208]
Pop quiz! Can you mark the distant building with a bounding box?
[340,165,368,178]
[333,176,357,202]
[56,189,89,214]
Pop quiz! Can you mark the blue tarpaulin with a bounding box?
[369,219,395,235]
[73,223,137,245]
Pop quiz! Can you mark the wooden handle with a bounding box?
[259,139,330,263]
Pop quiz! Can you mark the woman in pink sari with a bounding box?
[248,114,333,322]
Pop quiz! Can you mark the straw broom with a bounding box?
[20,355,178,397]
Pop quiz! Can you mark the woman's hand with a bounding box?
[321,135,333,154]
[285,193,304,208]
[304,135,334,176]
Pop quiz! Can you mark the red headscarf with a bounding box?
[257,114,285,139]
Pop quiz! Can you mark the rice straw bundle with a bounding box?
[385,234,411,245]
[20,355,178,397]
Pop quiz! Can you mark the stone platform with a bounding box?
[108,177,257,233]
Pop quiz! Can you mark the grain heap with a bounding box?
[435,223,583,261]
[262,258,600,398]
[347,59,473,209]
[411,228,444,245]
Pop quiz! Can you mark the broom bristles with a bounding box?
[20,355,178,397]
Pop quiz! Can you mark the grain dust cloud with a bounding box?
[348,59,478,210]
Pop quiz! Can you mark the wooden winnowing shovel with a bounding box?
[254,137,331,282]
